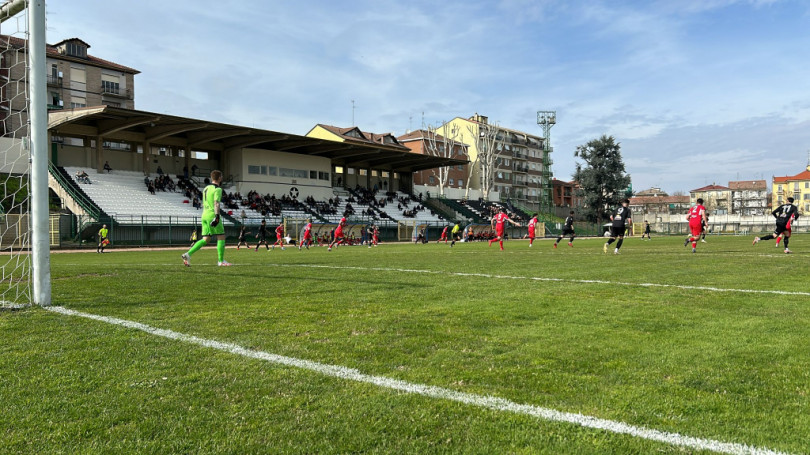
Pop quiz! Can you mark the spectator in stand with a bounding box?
[156,166,164,175]
[191,164,198,176]
[192,195,200,209]
[148,182,156,195]
[183,166,189,179]
[103,161,112,173]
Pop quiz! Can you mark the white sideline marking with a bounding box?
[46,305,792,455]
[269,264,810,297]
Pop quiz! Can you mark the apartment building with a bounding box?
[1,35,138,136]
[397,129,469,194]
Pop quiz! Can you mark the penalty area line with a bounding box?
[269,264,810,297]
[46,305,792,455]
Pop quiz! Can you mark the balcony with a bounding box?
[512,165,529,173]
[47,102,64,110]
[47,75,63,87]
[101,85,133,99]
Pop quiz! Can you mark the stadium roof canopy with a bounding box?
[48,106,467,172]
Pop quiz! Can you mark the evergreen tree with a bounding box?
[573,135,631,224]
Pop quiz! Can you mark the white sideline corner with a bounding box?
[45,305,792,455]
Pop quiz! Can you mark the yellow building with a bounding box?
[773,166,810,214]
[439,114,547,203]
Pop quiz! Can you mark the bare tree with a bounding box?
[466,121,501,200]
[422,122,463,196]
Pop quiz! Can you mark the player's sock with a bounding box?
[760,234,774,241]
[692,241,697,249]
[499,240,503,249]
[556,237,562,244]
[616,238,623,249]
[783,237,789,248]
[606,238,615,245]
[217,239,225,262]
[776,236,782,246]
[188,239,208,256]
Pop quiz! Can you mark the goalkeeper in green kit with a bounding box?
[182,170,231,267]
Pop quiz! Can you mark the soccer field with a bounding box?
[2,236,809,454]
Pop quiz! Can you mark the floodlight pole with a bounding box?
[30,0,51,306]
[536,110,556,216]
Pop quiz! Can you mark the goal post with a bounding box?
[0,0,49,307]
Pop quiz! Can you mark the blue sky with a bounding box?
[47,0,810,193]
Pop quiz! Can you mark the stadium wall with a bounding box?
[413,184,499,201]
[53,143,212,176]
[230,148,333,200]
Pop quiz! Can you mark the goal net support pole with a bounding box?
[29,0,50,305]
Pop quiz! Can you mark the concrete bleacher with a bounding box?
[63,167,226,225]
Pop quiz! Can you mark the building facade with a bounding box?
[437,114,549,204]
[551,178,582,208]
[728,180,767,215]
[305,124,412,191]
[773,166,810,214]
[1,35,139,137]
[629,195,690,216]
[690,184,732,214]
[397,129,468,195]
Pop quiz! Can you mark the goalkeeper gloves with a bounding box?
[210,214,220,227]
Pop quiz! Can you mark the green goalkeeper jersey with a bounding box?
[451,224,460,235]
[202,184,222,218]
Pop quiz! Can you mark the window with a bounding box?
[102,80,120,95]
[804,193,810,200]
[294,169,308,179]
[105,102,121,107]
[805,182,809,189]
[359,169,367,176]
[371,170,378,177]
[248,165,262,175]
[334,166,344,174]
[71,67,86,84]
[458,181,464,189]
[458,165,464,170]
[268,166,277,176]
[393,172,399,179]
[66,41,87,58]
[70,97,86,109]
[381,171,389,178]
[428,175,435,184]
[310,170,317,179]
[319,171,329,181]
[347,168,355,175]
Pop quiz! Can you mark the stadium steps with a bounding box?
[421,197,465,223]
[443,198,486,223]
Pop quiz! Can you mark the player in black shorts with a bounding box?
[700,213,710,243]
[554,211,576,248]
[641,220,651,240]
[254,219,271,251]
[753,197,799,253]
[604,199,632,255]
[236,225,251,249]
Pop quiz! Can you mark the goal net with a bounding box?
[1,3,32,308]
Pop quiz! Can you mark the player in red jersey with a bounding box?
[328,216,347,251]
[684,198,708,253]
[527,213,538,247]
[437,225,450,244]
[372,224,379,247]
[488,208,520,250]
[271,222,286,250]
[299,218,313,250]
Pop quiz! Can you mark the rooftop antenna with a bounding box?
[351,99,356,126]
[408,114,412,133]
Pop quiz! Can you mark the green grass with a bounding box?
[3,235,810,454]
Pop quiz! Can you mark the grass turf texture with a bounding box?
[2,235,809,454]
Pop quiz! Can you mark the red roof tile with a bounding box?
[773,169,810,183]
[728,180,766,190]
[690,184,730,192]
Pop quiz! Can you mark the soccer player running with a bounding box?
[328,216,347,251]
[235,225,251,249]
[527,213,538,247]
[488,208,521,251]
[271,221,286,250]
[684,197,708,253]
[449,222,461,247]
[753,196,799,253]
[97,224,109,253]
[437,225,449,244]
[299,219,313,250]
[554,211,576,248]
[604,199,632,255]
[254,219,271,251]
[371,224,380,247]
[182,170,231,267]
